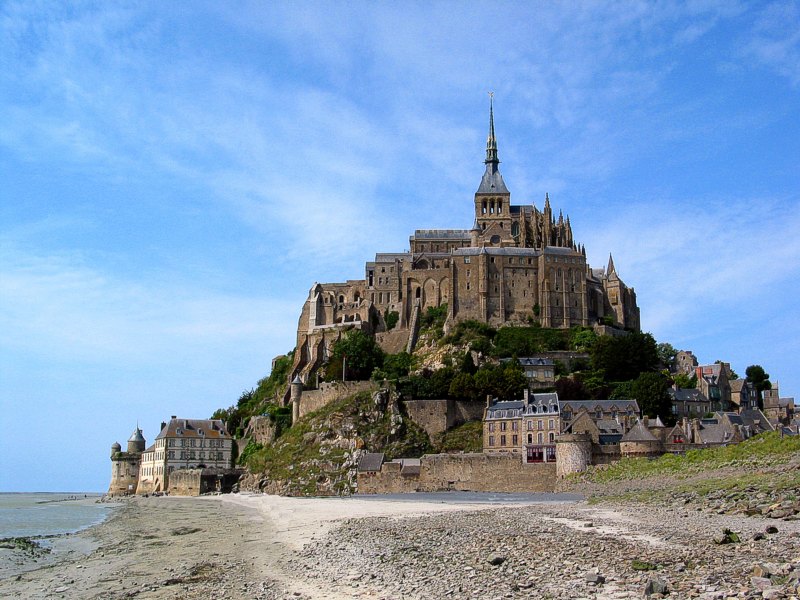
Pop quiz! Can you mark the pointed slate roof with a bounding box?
[476,94,509,195]
[621,419,659,443]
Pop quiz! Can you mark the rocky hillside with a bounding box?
[239,388,431,496]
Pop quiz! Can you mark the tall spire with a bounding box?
[607,253,616,275]
[485,92,498,165]
[476,92,508,194]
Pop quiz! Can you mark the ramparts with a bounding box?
[402,399,484,438]
[298,380,378,418]
[358,453,556,494]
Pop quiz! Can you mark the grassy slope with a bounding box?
[564,432,800,505]
[246,390,432,495]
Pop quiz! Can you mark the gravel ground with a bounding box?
[296,500,800,599]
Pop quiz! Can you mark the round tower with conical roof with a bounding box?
[127,426,145,453]
[108,426,145,496]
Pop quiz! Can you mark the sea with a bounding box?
[0,493,114,539]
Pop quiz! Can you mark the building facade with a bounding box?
[137,417,234,494]
[289,101,640,385]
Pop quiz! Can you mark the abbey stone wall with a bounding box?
[288,103,640,388]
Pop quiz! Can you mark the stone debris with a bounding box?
[292,501,800,599]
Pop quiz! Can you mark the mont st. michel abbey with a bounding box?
[290,101,640,382]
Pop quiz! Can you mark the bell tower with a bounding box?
[474,93,512,243]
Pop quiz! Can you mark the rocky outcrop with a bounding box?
[240,388,431,496]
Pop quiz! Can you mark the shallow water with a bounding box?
[0,492,112,538]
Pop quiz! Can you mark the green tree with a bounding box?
[448,372,477,401]
[657,342,678,370]
[500,358,528,399]
[571,327,598,352]
[746,365,772,402]
[460,351,478,375]
[590,331,660,382]
[372,351,412,381]
[325,329,385,381]
[672,372,697,389]
[384,310,400,330]
[630,372,673,424]
[555,376,590,400]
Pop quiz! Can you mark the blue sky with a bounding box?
[1,1,798,492]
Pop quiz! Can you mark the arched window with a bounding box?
[338,294,344,304]
[415,287,421,299]
[482,200,487,214]
[511,222,519,238]
[549,432,555,443]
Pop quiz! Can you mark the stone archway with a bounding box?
[423,278,438,309]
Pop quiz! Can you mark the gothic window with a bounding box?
[511,222,519,238]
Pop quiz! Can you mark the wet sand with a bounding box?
[0,493,535,599]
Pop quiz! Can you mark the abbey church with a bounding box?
[290,101,640,383]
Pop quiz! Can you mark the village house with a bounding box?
[483,391,561,463]
[109,417,235,496]
[669,387,713,419]
[763,385,795,426]
[137,417,234,494]
[730,378,757,412]
[695,363,733,412]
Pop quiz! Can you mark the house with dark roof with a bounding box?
[669,387,712,419]
[136,417,233,494]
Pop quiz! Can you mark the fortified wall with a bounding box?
[402,398,485,438]
[297,380,378,418]
[167,468,243,496]
[358,453,556,494]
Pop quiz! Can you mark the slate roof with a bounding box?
[511,358,555,367]
[411,230,471,240]
[621,420,659,443]
[669,388,708,403]
[595,419,624,435]
[560,399,640,413]
[477,165,509,194]
[373,252,410,262]
[155,418,231,440]
[358,453,385,473]
[398,458,421,477]
[738,409,775,433]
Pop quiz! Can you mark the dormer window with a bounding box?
[177,428,183,435]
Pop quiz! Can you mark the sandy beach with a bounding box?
[3,492,800,599]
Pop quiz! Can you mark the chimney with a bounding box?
[160,421,166,432]
[486,394,493,409]
[171,415,177,420]
[523,389,529,403]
